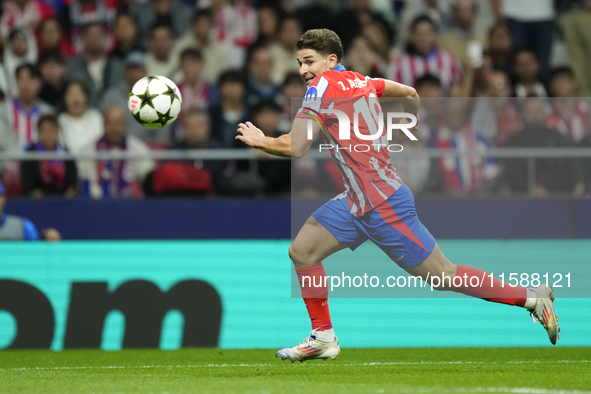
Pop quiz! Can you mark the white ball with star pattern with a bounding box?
[128,75,182,129]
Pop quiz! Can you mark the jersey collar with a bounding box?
[333,65,346,72]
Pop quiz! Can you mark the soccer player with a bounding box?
[236,29,559,362]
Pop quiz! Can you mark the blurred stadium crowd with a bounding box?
[0,0,590,199]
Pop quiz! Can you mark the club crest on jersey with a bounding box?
[302,86,321,112]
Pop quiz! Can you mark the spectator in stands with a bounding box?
[415,73,443,141]
[397,0,452,51]
[1,0,53,37]
[252,4,282,48]
[545,66,589,145]
[332,0,392,52]
[100,51,170,145]
[58,79,103,155]
[4,27,38,96]
[20,114,77,197]
[245,46,279,109]
[344,35,385,78]
[430,98,499,195]
[38,51,66,111]
[388,16,462,92]
[277,72,306,134]
[269,16,302,84]
[438,0,486,67]
[132,0,192,44]
[209,70,249,149]
[0,64,53,149]
[149,108,226,195]
[175,10,230,85]
[503,97,577,196]
[109,12,142,63]
[471,71,521,145]
[146,22,178,80]
[250,101,291,195]
[362,21,391,65]
[491,0,555,77]
[563,0,591,96]
[64,22,124,107]
[512,49,547,98]
[0,180,61,240]
[36,17,74,58]
[80,106,154,199]
[487,21,512,76]
[177,48,213,116]
[59,0,116,55]
[201,0,257,68]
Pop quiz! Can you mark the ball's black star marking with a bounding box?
[162,85,180,102]
[136,87,156,109]
[152,108,174,127]
[146,76,158,83]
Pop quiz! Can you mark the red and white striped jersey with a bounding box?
[7,99,52,147]
[387,48,462,92]
[295,65,404,217]
[545,100,589,144]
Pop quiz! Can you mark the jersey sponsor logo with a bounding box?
[302,86,321,112]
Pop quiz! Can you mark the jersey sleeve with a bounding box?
[295,76,331,119]
[368,77,386,97]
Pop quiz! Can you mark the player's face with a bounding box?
[297,49,334,87]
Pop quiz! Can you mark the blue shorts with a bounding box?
[311,184,436,268]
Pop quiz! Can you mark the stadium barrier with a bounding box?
[1,147,591,195]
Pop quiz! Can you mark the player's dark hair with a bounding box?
[252,100,281,116]
[410,15,436,33]
[180,48,203,62]
[416,73,441,89]
[15,63,41,80]
[218,70,246,87]
[38,50,66,67]
[282,72,304,88]
[296,29,344,63]
[548,66,575,82]
[37,114,59,130]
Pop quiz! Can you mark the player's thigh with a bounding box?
[290,216,347,268]
[403,243,457,290]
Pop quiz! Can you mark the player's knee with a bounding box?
[288,243,312,268]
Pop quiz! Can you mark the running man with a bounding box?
[236,29,559,362]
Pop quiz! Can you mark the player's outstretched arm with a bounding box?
[236,118,320,159]
[236,122,292,157]
[382,79,420,116]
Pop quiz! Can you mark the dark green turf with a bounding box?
[1,348,590,394]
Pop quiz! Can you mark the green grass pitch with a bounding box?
[1,347,590,394]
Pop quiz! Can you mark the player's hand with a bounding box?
[236,122,265,149]
[398,114,420,136]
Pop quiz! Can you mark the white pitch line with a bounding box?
[0,359,588,372]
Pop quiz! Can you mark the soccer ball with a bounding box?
[128,76,182,129]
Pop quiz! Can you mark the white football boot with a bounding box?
[528,285,560,345]
[276,329,340,362]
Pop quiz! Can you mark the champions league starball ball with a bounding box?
[128,75,182,129]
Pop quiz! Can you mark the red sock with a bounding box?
[295,262,332,331]
[453,265,527,307]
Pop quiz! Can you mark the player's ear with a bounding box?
[328,54,339,69]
